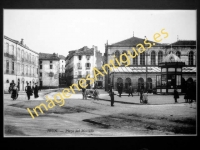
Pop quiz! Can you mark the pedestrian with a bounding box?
[173,88,179,103]
[142,90,148,104]
[109,85,114,106]
[25,83,33,100]
[93,88,99,100]
[137,88,140,96]
[140,88,144,103]
[11,83,18,100]
[128,85,133,97]
[118,84,122,97]
[82,87,86,99]
[8,83,14,94]
[33,83,39,98]
[184,87,189,103]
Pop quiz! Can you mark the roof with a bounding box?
[109,67,196,73]
[66,46,94,60]
[59,55,65,60]
[110,36,164,47]
[4,35,39,54]
[39,53,60,60]
[171,40,196,46]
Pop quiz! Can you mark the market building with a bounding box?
[3,36,39,92]
[104,35,196,94]
[65,46,104,89]
[39,53,60,89]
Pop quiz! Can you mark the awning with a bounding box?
[110,67,196,73]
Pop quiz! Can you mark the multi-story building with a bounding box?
[59,55,66,86]
[3,36,39,92]
[65,46,103,89]
[104,35,196,93]
[39,53,60,89]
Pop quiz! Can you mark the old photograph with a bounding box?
[3,9,196,137]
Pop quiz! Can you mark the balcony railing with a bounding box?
[4,53,15,59]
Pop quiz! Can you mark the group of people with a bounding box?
[82,87,99,100]
[8,82,39,101]
[117,84,148,104]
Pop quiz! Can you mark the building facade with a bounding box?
[4,36,39,92]
[65,46,104,89]
[104,35,196,93]
[39,53,60,89]
[59,55,66,86]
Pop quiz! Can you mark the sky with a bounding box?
[4,10,196,57]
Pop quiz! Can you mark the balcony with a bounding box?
[4,53,15,59]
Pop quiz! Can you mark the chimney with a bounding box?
[21,39,24,45]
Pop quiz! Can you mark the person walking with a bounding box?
[140,88,144,103]
[93,88,99,100]
[8,83,13,94]
[82,87,86,100]
[33,83,39,98]
[128,85,133,97]
[109,85,114,106]
[25,83,33,100]
[11,83,18,100]
[184,87,189,103]
[173,88,179,103]
[118,84,122,97]
[142,90,148,104]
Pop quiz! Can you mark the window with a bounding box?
[18,48,20,59]
[132,51,138,65]
[26,65,28,75]
[86,55,90,60]
[40,72,42,77]
[86,63,90,69]
[86,71,90,76]
[40,65,42,69]
[40,61,42,64]
[6,43,9,53]
[50,65,53,69]
[77,63,82,69]
[151,51,156,65]
[122,51,127,65]
[158,51,163,64]
[21,50,24,59]
[12,62,14,71]
[50,61,52,63]
[62,61,63,63]
[6,60,9,71]
[188,51,194,65]
[78,55,82,60]
[176,51,181,58]
[78,71,82,78]
[140,52,145,65]
[22,64,24,73]
[115,51,120,66]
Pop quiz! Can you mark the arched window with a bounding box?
[122,51,127,66]
[115,51,120,66]
[158,51,163,64]
[140,52,145,65]
[151,51,156,65]
[188,51,194,65]
[176,51,181,58]
[132,51,138,65]
[6,43,9,53]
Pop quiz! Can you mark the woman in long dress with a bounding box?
[11,83,18,100]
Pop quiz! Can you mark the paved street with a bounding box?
[4,88,196,136]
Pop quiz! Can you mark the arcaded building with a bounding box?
[104,35,196,93]
[3,36,39,92]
